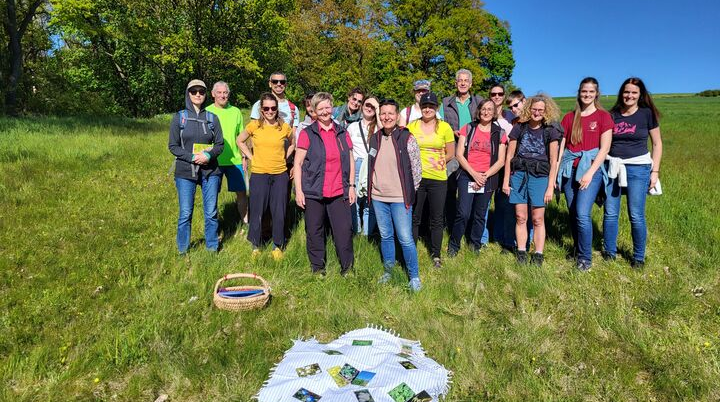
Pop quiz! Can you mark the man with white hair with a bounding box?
[206,81,248,231]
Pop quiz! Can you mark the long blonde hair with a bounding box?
[570,77,604,145]
[516,93,560,125]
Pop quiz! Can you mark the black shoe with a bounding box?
[516,250,529,264]
[602,251,616,261]
[312,267,327,276]
[447,248,458,258]
[531,253,544,267]
[340,265,353,277]
[631,260,645,270]
[576,259,591,272]
[500,245,514,255]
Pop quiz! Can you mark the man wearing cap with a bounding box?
[332,87,365,128]
[440,69,484,231]
[168,79,224,253]
[399,79,442,126]
[206,81,248,233]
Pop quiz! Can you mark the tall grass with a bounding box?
[0,98,718,401]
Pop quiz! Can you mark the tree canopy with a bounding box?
[2,0,514,116]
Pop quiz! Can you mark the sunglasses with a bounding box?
[363,103,375,109]
[350,97,363,103]
[189,89,206,96]
[509,100,522,109]
[490,92,505,97]
[270,79,286,85]
[262,106,278,112]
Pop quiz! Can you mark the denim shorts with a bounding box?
[510,171,549,207]
[220,165,247,192]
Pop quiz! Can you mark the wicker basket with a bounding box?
[213,273,270,311]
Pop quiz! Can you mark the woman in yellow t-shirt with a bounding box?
[406,92,455,268]
[237,92,293,258]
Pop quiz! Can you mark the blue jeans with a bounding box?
[482,202,490,244]
[603,164,651,262]
[352,158,376,235]
[492,189,516,248]
[175,174,221,252]
[372,200,419,279]
[450,171,493,252]
[562,168,603,263]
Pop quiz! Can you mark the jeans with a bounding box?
[603,163,651,262]
[492,188,516,248]
[175,174,221,252]
[352,157,376,235]
[449,171,493,252]
[372,200,420,279]
[562,168,603,263]
[248,172,288,248]
[412,178,447,259]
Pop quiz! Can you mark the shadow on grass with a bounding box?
[0,115,168,136]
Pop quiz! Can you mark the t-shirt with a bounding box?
[508,123,563,162]
[347,120,373,160]
[459,124,508,172]
[401,105,443,125]
[371,135,403,203]
[297,127,353,198]
[250,98,299,128]
[456,98,473,129]
[245,120,292,174]
[206,104,244,166]
[610,108,659,159]
[561,109,614,166]
[407,120,455,181]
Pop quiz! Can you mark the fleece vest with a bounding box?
[300,121,352,200]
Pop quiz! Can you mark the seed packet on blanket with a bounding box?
[327,366,348,387]
[293,387,321,401]
[399,360,417,370]
[296,363,322,377]
[339,363,360,382]
[409,390,432,402]
[388,382,415,402]
[401,344,413,354]
[350,370,376,386]
[323,349,343,355]
[354,389,376,402]
[352,339,373,346]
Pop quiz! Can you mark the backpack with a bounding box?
[178,109,217,149]
[288,101,297,125]
[462,121,501,161]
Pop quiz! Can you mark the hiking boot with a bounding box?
[408,277,422,292]
[447,248,458,258]
[271,248,283,261]
[516,250,529,264]
[531,253,544,267]
[631,260,645,270]
[378,272,392,284]
[432,257,442,269]
[576,259,591,272]
[601,251,616,261]
[252,248,261,258]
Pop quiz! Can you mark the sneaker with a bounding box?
[271,248,283,261]
[516,250,529,264]
[531,253,544,267]
[631,260,645,270]
[378,272,392,284]
[432,257,442,269]
[408,277,422,292]
[447,248,458,258]
[340,265,353,277]
[576,259,591,272]
[252,248,261,258]
[601,251,616,261]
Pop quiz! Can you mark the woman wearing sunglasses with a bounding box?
[294,92,356,276]
[168,79,224,254]
[347,96,380,235]
[237,92,294,260]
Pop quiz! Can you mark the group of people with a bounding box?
[168,70,663,292]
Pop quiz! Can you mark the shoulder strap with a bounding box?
[514,122,528,157]
[358,123,370,153]
[178,110,188,149]
[406,107,412,124]
[288,101,297,125]
[463,122,478,159]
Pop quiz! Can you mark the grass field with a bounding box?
[1,96,719,401]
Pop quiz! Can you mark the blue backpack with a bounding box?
[177,109,217,149]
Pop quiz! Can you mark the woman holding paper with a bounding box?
[448,99,507,256]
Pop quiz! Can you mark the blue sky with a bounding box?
[483,0,720,96]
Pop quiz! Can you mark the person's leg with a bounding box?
[304,198,327,273]
[445,173,458,231]
[327,196,354,273]
[527,174,549,256]
[509,171,529,252]
[412,179,429,242]
[427,179,447,259]
[236,192,248,225]
[494,188,516,250]
[352,158,363,233]
[247,174,270,248]
[390,203,420,281]
[625,164,651,263]
[574,170,603,264]
[175,177,197,253]
[372,200,396,271]
[531,206,547,253]
[449,172,472,254]
[561,172,579,256]
[200,174,221,251]
[603,174,621,259]
[269,172,289,249]
[366,200,377,236]
[481,199,490,245]
[469,191,493,250]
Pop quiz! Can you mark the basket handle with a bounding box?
[213,273,270,294]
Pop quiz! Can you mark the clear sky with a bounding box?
[483,0,720,96]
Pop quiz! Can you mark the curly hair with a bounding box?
[516,93,561,125]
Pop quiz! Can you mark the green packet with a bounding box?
[193,143,212,153]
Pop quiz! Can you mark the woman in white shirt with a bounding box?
[346,96,380,235]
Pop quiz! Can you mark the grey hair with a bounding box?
[212,81,230,92]
[456,69,473,81]
[311,92,334,112]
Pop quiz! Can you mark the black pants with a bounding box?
[412,178,447,259]
[449,171,494,252]
[248,172,288,248]
[304,196,354,273]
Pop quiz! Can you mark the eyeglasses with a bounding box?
[262,106,278,112]
[531,108,545,113]
[270,79,287,85]
[189,89,206,96]
[509,100,522,109]
[490,92,505,97]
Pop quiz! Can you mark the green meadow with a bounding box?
[1,96,719,401]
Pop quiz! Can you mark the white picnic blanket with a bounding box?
[255,326,452,402]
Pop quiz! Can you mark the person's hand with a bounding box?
[503,183,511,196]
[193,152,209,165]
[579,172,593,190]
[288,167,295,180]
[366,97,379,111]
[453,130,461,138]
[544,188,554,204]
[649,171,659,190]
[476,172,487,187]
[348,189,357,205]
[242,158,248,173]
[295,189,306,209]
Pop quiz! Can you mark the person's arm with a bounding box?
[649,126,662,189]
[348,153,356,205]
[208,116,224,159]
[406,135,422,190]
[578,129,611,189]
[486,143,507,178]
[545,140,560,203]
[293,148,307,209]
[503,140,517,195]
[285,127,295,159]
[444,141,455,163]
[236,129,253,161]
